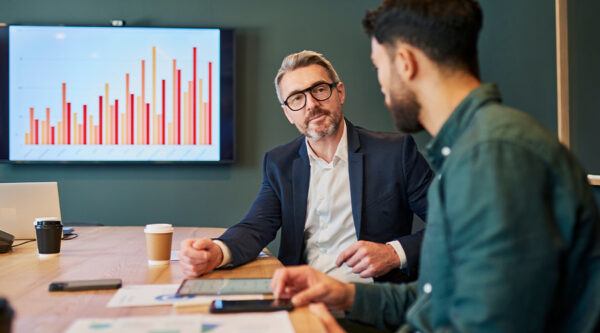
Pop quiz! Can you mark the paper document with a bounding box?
[65,311,294,333]
[107,284,263,308]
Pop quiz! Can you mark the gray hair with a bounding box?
[274,50,341,103]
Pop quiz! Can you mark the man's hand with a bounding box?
[178,238,224,277]
[309,303,346,333]
[270,265,355,311]
[335,241,400,278]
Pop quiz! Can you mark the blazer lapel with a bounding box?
[292,141,310,255]
[347,120,364,238]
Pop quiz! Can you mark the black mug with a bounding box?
[35,219,62,256]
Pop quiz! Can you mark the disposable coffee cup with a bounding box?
[34,217,62,258]
[144,224,173,265]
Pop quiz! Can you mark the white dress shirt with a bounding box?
[215,121,407,281]
[303,122,373,283]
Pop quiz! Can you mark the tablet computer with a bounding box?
[176,278,272,296]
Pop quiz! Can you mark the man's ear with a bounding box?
[336,81,346,105]
[282,105,295,124]
[394,45,418,81]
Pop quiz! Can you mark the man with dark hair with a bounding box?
[179,50,433,284]
[270,1,600,332]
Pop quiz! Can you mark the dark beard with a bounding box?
[389,86,424,134]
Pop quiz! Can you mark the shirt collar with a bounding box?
[425,83,502,172]
[306,120,348,166]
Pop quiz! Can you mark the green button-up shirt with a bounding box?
[348,83,600,332]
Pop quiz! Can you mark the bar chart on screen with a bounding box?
[8,26,222,161]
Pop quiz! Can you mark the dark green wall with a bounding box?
[0,0,562,253]
[569,1,600,175]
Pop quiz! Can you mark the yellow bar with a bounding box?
[152,46,157,145]
[188,81,192,145]
[198,79,204,145]
[41,121,46,145]
[57,122,62,145]
[168,123,173,145]
[73,113,78,145]
[78,125,82,145]
[89,115,93,145]
[183,91,188,145]
[25,133,30,145]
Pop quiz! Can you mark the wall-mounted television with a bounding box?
[0,25,234,163]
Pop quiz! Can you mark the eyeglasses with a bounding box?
[282,82,338,111]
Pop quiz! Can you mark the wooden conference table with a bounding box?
[0,227,325,333]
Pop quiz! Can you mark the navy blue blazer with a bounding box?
[218,119,433,282]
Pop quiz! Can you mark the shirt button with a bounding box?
[423,283,432,294]
[441,147,451,156]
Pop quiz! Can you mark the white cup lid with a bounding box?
[34,217,60,225]
[144,223,173,233]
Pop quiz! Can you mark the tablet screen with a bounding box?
[176,278,272,296]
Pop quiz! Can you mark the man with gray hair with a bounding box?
[179,50,433,283]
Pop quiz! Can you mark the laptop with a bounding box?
[0,182,62,239]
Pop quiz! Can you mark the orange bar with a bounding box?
[94,125,98,145]
[141,59,145,125]
[78,125,82,145]
[105,83,109,145]
[172,59,177,145]
[25,133,30,145]
[125,73,130,145]
[29,108,34,145]
[46,108,50,145]
[168,123,173,145]
[152,46,157,145]
[198,79,203,145]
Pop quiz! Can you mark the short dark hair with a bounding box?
[363,0,483,78]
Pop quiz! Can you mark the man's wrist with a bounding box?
[343,283,356,311]
[386,240,407,269]
[212,240,232,268]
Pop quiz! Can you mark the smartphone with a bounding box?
[209,299,293,313]
[48,278,122,292]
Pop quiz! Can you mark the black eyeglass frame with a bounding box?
[282,82,339,111]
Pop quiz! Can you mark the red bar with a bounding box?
[126,73,130,145]
[209,62,212,145]
[51,127,55,145]
[62,83,66,144]
[35,119,39,145]
[162,79,166,145]
[177,69,181,145]
[193,47,197,145]
[115,99,119,145]
[130,94,134,145]
[172,59,177,147]
[67,102,71,145]
[99,96,103,145]
[146,103,150,145]
[83,105,87,145]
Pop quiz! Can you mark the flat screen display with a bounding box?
[0,25,234,163]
